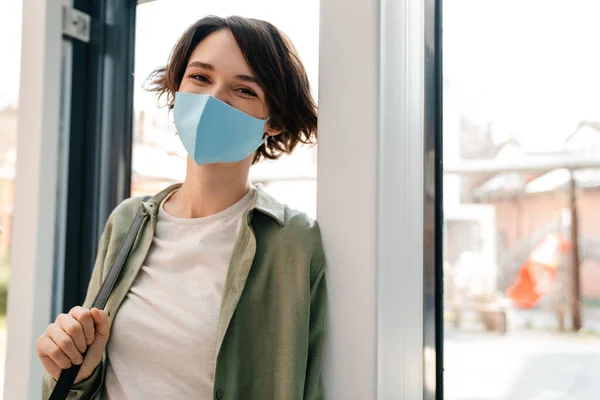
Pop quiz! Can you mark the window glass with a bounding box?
[443,2,600,398]
[0,1,22,396]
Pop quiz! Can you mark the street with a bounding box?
[445,330,600,400]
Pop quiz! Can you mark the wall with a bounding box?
[492,189,600,298]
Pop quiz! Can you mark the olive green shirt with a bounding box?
[42,183,327,399]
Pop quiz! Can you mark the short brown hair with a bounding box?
[146,16,318,164]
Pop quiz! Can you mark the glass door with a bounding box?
[443,2,600,399]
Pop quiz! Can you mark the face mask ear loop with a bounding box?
[261,116,271,146]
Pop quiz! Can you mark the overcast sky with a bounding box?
[444,0,600,150]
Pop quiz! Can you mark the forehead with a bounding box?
[187,29,252,74]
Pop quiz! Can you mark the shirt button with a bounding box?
[216,389,224,400]
[68,391,78,398]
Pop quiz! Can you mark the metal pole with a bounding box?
[569,172,582,331]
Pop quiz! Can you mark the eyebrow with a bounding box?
[187,61,214,71]
[236,74,260,84]
[187,61,260,85]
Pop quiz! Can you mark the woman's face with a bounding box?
[178,29,281,137]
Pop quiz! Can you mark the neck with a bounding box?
[165,157,253,219]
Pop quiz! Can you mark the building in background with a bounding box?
[457,120,600,299]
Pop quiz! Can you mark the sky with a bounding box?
[0,0,22,108]
[1,0,600,152]
[443,0,600,151]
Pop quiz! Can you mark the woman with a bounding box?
[38,15,326,400]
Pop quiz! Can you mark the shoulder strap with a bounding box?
[49,196,152,400]
[91,195,152,309]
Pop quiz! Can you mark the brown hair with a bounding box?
[146,16,318,164]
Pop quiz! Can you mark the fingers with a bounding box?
[37,334,72,370]
[37,308,109,384]
[47,322,84,366]
[75,309,109,384]
[56,313,87,354]
[70,306,95,345]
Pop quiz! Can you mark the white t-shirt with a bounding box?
[103,187,256,399]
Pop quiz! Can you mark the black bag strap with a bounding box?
[49,196,152,400]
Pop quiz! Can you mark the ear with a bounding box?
[264,120,283,137]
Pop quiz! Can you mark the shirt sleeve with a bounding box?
[42,362,103,400]
[303,261,327,400]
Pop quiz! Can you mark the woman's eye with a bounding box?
[237,87,257,97]
[191,74,210,83]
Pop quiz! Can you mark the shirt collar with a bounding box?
[146,182,285,226]
[251,183,286,226]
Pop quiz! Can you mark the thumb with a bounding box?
[76,309,110,383]
[90,308,110,340]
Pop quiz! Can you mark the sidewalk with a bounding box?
[445,330,600,400]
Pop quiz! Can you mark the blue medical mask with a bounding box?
[173,92,268,165]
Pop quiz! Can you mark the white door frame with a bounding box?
[3,0,63,398]
[319,0,435,398]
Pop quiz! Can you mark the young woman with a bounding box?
[38,15,326,399]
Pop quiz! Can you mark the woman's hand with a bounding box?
[36,307,110,383]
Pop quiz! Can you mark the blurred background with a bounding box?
[442,1,600,399]
[2,0,600,399]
